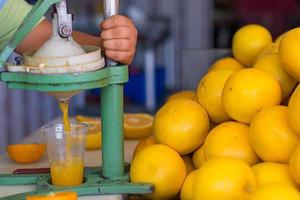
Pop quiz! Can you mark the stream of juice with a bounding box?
[50,101,83,186]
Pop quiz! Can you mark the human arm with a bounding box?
[15,15,138,65]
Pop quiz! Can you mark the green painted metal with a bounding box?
[0,167,153,200]
[0,0,60,68]
[101,84,125,178]
[0,66,128,92]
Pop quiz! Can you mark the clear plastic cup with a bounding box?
[42,122,88,186]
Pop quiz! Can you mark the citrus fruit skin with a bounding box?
[232,24,272,67]
[130,144,187,199]
[7,144,46,164]
[257,43,279,58]
[252,162,296,187]
[279,27,300,81]
[288,84,300,135]
[133,135,156,157]
[193,145,206,169]
[249,183,300,200]
[203,121,259,166]
[253,53,296,101]
[194,157,256,200]
[85,132,102,150]
[209,57,244,72]
[289,145,300,185]
[154,99,210,155]
[180,170,198,200]
[123,113,153,139]
[197,68,235,123]
[249,106,299,163]
[26,191,78,200]
[167,90,197,102]
[222,68,281,124]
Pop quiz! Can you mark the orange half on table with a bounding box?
[7,144,46,164]
[124,113,154,139]
[76,115,102,150]
[26,191,77,200]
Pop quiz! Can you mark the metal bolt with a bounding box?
[59,25,72,38]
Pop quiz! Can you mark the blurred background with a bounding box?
[1,0,300,150]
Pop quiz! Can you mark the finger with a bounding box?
[101,15,135,30]
[101,26,137,40]
[105,49,135,65]
[103,39,135,51]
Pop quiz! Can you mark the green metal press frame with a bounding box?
[0,0,153,199]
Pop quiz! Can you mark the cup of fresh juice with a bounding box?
[42,122,87,186]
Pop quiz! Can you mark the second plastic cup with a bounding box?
[42,122,87,186]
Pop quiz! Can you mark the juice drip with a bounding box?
[58,100,72,157]
[59,101,71,131]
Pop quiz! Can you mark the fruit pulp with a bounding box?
[50,157,84,186]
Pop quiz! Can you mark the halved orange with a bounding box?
[7,144,46,164]
[124,113,154,139]
[75,115,101,134]
[76,115,102,150]
[26,191,77,200]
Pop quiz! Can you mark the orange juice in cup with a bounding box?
[42,122,87,186]
[50,157,84,186]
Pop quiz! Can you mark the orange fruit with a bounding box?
[167,90,197,102]
[76,115,102,150]
[130,144,187,199]
[279,27,300,81]
[275,33,285,45]
[26,192,77,200]
[203,121,259,166]
[193,145,206,169]
[288,84,300,135]
[7,144,46,164]
[257,43,279,59]
[232,24,272,67]
[133,135,156,157]
[197,68,235,123]
[85,132,102,150]
[208,57,244,71]
[289,144,300,185]
[180,170,198,200]
[250,106,299,163]
[124,113,153,139]
[154,99,210,154]
[249,183,300,200]
[222,68,281,124]
[75,115,101,134]
[252,162,296,187]
[253,53,296,101]
[194,157,256,200]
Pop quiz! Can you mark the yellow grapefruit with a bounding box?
[249,106,299,163]
[232,24,272,67]
[154,99,210,154]
[222,68,281,124]
[252,162,296,187]
[130,144,186,199]
[203,121,259,166]
[253,53,296,101]
[197,68,235,123]
[194,157,256,200]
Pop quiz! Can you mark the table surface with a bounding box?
[0,126,140,199]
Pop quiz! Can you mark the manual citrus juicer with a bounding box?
[0,0,153,199]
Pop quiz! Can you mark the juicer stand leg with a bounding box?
[101,84,125,179]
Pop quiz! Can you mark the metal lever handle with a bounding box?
[103,0,119,66]
[55,0,72,38]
